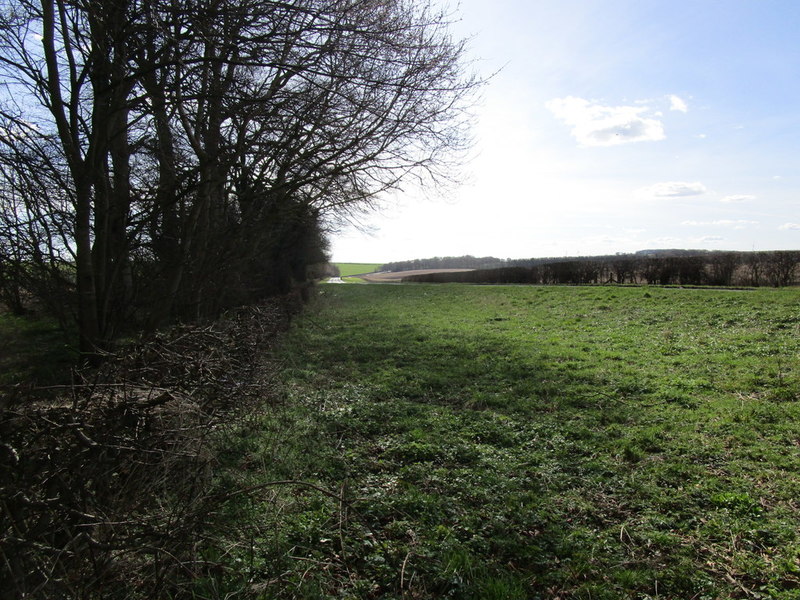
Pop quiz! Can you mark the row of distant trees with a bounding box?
[0,0,477,356]
[380,250,729,273]
[401,250,800,287]
[381,255,506,272]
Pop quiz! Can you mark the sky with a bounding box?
[330,0,800,263]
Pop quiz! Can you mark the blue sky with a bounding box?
[331,0,800,263]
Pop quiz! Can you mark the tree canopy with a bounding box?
[0,0,478,355]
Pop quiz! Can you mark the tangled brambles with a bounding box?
[0,295,301,599]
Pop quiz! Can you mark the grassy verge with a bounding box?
[210,284,800,599]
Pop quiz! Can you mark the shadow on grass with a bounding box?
[202,284,800,599]
[215,300,721,599]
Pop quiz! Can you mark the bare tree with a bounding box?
[764,250,799,287]
[706,251,740,286]
[0,0,479,353]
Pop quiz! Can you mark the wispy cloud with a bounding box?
[720,194,755,203]
[779,222,800,230]
[546,96,665,147]
[637,181,707,198]
[682,219,758,229]
[647,236,683,246]
[669,95,688,112]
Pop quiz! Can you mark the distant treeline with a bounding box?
[400,250,800,287]
[382,249,726,273]
[381,256,507,272]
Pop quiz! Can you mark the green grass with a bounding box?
[0,311,76,388]
[209,284,800,599]
[334,262,383,277]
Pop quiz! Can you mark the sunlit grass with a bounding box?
[334,262,383,277]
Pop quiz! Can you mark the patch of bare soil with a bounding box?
[358,268,474,283]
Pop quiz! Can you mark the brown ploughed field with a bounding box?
[357,268,474,282]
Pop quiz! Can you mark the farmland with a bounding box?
[359,268,476,283]
[212,284,800,599]
[334,263,384,277]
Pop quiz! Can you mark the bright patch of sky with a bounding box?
[331,0,800,262]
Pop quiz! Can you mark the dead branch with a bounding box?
[0,295,301,599]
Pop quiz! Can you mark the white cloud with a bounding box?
[647,236,683,246]
[779,222,800,230]
[637,181,707,198]
[720,194,755,203]
[0,120,40,143]
[669,95,688,112]
[546,96,665,147]
[700,236,724,243]
[682,219,758,229]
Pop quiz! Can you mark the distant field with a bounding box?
[359,268,474,282]
[334,262,383,277]
[212,284,800,599]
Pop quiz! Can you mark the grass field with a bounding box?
[211,284,800,599]
[0,311,75,388]
[334,262,383,277]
